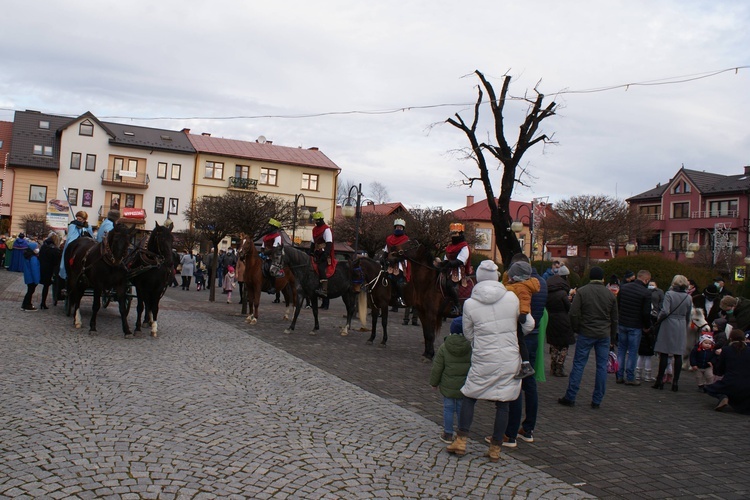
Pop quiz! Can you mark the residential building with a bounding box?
[187,132,341,247]
[627,166,750,264]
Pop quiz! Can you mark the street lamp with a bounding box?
[511,202,533,258]
[625,242,636,255]
[291,193,310,247]
[342,183,363,254]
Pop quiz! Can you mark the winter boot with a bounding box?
[486,438,502,462]
[446,432,468,456]
[557,347,568,376]
[644,369,655,382]
[634,367,643,381]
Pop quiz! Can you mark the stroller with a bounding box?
[194,265,206,291]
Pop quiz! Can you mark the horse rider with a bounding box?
[438,222,471,317]
[261,218,285,278]
[311,211,334,297]
[96,209,120,243]
[59,211,94,281]
[383,218,410,307]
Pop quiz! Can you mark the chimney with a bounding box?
[745,165,750,175]
[201,132,211,137]
[181,128,191,134]
[466,195,474,206]
[308,147,319,151]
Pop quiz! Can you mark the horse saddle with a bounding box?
[310,256,337,279]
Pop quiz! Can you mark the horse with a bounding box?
[239,239,297,325]
[65,223,136,337]
[392,240,469,361]
[351,256,392,347]
[128,222,174,337]
[280,245,356,336]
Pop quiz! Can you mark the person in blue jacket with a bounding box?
[22,241,41,311]
[9,232,28,272]
[59,211,94,281]
[96,209,120,243]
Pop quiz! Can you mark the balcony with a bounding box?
[691,210,738,219]
[228,177,258,191]
[101,169,150,189]
[642,213,663,220]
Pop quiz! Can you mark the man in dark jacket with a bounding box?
[559,266,618,409]
[616,269,652,385]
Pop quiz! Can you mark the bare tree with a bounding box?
[174,227,201,254]
[20,213,51,240]
[368,181,390,204]
[447,70,557,267]
[337,179,359,205]
[542,195,631,268]
[223,191,294,240]
[333,212,393,258]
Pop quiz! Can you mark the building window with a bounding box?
[709,200,738,217]
[685,182,691,193]
[111,193,121,209]
[82,190,93,207]
[29,185,47,203]
[85,154,96,171]
[168,198,178,215]
[301,173,319,191]
[71,152,82,169]
[157,162,167,179]
[33,145,43,155]
[44,146,53,156]
[672,202,689,219]
[639,205,661,220]
[79,121,94,136]
[154,197,165,214]
[171,164,181,180]
[127,159,138,172]
[39,120,50,129]
[670,233,688,251]
[205,161,224,179]
[68,188,79,206]
[125,194,136,208]
[235,165,250,179]
[260,167,277,185]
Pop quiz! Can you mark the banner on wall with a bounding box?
[46,199,70,231]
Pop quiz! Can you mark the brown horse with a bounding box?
[351,256,392,347]
[239,239,296,325]
[392,240,471,361]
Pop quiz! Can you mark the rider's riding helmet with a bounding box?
[268,218,282,228]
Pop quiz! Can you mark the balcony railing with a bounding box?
[101,169,150,189]
[691,210,738,219]
[228,177,258,190]
[642,213,663,220]
[637,245,663,252]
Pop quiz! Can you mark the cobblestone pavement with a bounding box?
[1,271,591,499]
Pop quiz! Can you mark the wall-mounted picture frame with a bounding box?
[154,197,165,214]
[29,185,47,203]
[82,189,93,208]
[68,188,79,206]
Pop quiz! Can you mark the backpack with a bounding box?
[607,350,619,374]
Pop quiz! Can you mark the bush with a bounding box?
[578,255,714,291]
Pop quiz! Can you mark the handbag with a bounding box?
[652,293,691,330]
[607,350,619,374]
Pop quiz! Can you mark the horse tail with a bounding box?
[358,289,368,327]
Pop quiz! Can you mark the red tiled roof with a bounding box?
[187,133,340,171]
[334,202,408,218]
[453,198,532,222]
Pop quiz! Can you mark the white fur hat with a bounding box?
[476,260,499,283]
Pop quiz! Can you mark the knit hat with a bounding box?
[508,261,532,282]
[589,266,605,281]
[699,334,715,345]
[558,265,570,276]
[227,266,235,273]
[713,318,727,331]
[475,260,499,283]
[623,270,635,280]
[450,317,463,335]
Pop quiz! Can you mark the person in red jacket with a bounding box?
[311,211,334,297]
[384,218,410,307]
[261,218,284,278]
[439,223,471,317]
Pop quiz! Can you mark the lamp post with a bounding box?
[291,193,309,247]
[511,201,533,258]
[625,242,636,255]
[342,183,363,254]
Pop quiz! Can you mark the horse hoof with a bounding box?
[378,343,387,348]
[284,329,292,334]
[308,331,317,336]
[283,315,290,321]
[89,330,98,336]
[366,340,373,345]
[74,323,82,329]
[151,332,158,338]
[421,357,431,364]
[124,333,134,339]
[340,331,349,337]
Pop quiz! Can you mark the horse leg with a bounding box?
[417,306,436,361]
[340,292,355,337]
[366,305,377,345]
[244,285,257,325]
[90,289,101,334]
[71,286,83,329]
[380,305,388,348]
[116,286,133,338]
[135,295,144,333]
[281,282,292,321]
[149,298,159,338]
[309,291,321,336]
[284,287,305,334]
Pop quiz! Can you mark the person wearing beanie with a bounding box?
[222,263,237,302]
[96,209,120,243]
[38,232,62,310]
[689,333,716,392]
[503,260,540,379]
[430,316,472,444]
[546,266,575,377]
[22,241,41,311]
[446,260,525,462]
[711,317,730,348]
[558,266,618,409]
[59,210,93,281]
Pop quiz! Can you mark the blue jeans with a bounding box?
[507,333,538,438]
[564,335,610,405]
[617,326,642,381]
[459,397,509,442]
[442,397,462,434]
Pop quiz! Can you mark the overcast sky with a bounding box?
[2,1,748,210]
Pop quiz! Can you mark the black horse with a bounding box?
[65,223,135,337]
[281,245,356,336]
[128,222,174,337]
[351,256,392,347]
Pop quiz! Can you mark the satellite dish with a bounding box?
[257,135,267,144]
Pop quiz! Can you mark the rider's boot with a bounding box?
[446,283,461,317]
[316,279,328,297]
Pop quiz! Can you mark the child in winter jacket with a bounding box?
[222,265,237,303]
[503,260,540,379]
[429,317,472,444]
[690,334,717,392]
[22,241,41,311]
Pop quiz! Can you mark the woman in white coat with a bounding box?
[180,251,196,290]
[447,260,528,462]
